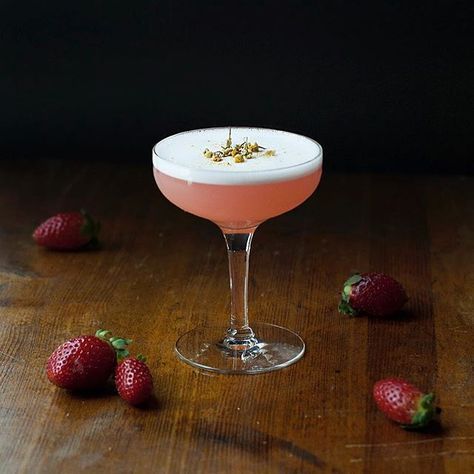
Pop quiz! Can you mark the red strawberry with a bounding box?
[47,330,131,390]
[338,272,407,317]
[115,355,153,406]
[33,210,100,250]
[373,378,437,429]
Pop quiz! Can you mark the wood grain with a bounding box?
[0,160,473,473]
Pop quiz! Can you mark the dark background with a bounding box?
[1,1,473,173]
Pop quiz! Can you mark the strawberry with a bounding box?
[338,272,407,317]
[373,378,437,429]
[33,210,100,250]
[115,355,153,406]
[47,330,131,391]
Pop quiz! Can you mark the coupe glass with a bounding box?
[152,127,323,374]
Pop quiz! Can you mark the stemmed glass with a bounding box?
[153,127,322,374]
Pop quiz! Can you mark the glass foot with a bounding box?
[175,322,305,374]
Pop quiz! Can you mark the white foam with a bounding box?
[152,127,322,185]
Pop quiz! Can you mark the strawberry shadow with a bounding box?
[42,245,102,254]
[364,309,414,322]
[410,420,446,436]
[66,382,117,400]
[53,377,161,410]
[132,393,161,411]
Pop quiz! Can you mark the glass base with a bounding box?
[175,322,305,374]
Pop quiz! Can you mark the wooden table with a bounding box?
[1,160,473,473]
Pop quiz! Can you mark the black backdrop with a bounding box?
[1,1,473,173]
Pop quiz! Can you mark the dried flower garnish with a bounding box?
[203,128,275,164]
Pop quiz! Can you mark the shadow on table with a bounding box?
[63,383,161,411]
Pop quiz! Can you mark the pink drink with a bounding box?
[153,167,322,231]
[152,127,322,231]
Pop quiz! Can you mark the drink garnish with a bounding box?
[203,128,275,164]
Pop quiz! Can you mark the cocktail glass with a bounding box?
[153,127,323,374]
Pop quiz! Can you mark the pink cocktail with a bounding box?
[153,127,323,374]
[154,168,322,232]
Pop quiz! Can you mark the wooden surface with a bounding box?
[0,160,473,474]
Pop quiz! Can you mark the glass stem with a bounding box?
[222,232,258,351]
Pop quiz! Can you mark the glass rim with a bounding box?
[152,126,323,176]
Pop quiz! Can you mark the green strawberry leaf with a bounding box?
[343,273,363,287]
[116,348,130,361]
[110,337,133,350]
[338,298,358,316]
[338,273,362,316]
[80,209,101,246]
[95,329,132,361]
[402,393,436,430]
[96,329,112,339]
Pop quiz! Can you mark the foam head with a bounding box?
[152,127,322,185]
